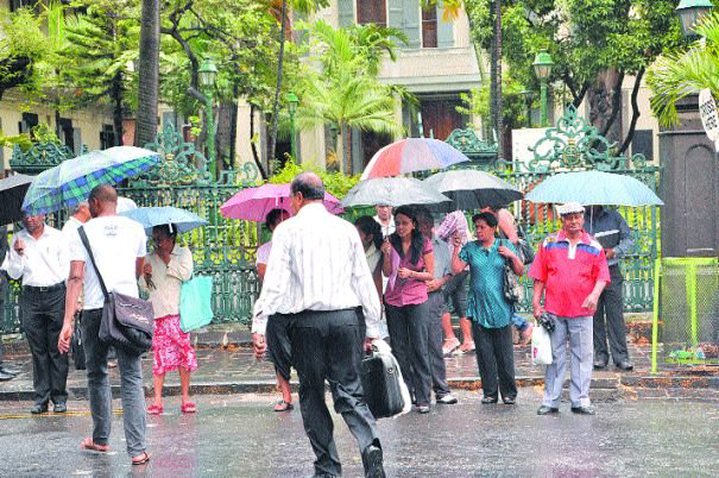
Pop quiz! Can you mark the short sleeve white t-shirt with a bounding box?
[255,241,272,266]
[70,215,147,310]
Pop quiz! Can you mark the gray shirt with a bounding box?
[432,237,452,282]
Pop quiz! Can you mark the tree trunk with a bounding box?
[249,104,268,179]
[341,124,352,174]
[135,0,160,147]
[490,0,503,155]
[619,68,645,155]
[268,0,288,170]
[111,72,124,146]
[587,68,623,146]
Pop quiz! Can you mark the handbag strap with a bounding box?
[78,226,110,301]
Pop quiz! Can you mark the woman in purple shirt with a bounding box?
[381,206,435,413]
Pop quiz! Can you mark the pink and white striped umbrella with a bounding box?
[360,138,470,180]
[220,183,344,222]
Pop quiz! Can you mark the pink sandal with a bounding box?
[181,402,197,414]
[81,437,110,453]
[147,403,164,415]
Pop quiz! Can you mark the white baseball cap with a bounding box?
[556,202,585,216]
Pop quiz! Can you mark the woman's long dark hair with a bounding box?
[354,215,383,250]
[389,206,424,265]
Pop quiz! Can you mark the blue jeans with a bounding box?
[81,308,147,457]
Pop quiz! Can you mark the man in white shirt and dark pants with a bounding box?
[252,172,385,478]
[3,214,69,413]
[58,184,150,465]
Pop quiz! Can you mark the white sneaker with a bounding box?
[437,394,458,405]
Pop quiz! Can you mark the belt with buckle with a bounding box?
[22,282,66,293]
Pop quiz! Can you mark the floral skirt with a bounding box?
[152,314,198,376]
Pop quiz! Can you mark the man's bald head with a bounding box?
[88,184,118,217]
[291,172,325,201]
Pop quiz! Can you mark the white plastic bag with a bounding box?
[531,324,553,365]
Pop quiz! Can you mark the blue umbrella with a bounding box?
[120,206,208,234]
[524,171,663,207]
[22,146,161,215]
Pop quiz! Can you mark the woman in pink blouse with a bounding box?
[256,208,292,411]
[381,206,435,414]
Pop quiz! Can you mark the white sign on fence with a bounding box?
[698,88,719,151]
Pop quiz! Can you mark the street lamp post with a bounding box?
[676,0,714,39]
[521,89,533,128]
[286,92,299,159]
[198,58,218,174]
[533,51,554,127]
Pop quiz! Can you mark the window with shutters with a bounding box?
[421,7,437,48]
[357,0,387,26]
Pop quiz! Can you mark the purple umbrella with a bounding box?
[220,183,344,222]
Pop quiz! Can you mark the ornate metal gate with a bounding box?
[2,124,261,333]
[446,106,662,313]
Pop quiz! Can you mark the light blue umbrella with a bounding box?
[120,206,208,234]
[524,171,663,207]
[22,146,160,215]
[341,177,451,208]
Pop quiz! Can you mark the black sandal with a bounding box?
[131,451,151,465]
[273,400,294,412]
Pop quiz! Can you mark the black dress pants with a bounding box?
[289,308,380,477]
[471,322,517,401]
[593,266,629,365]
[20,284,68,406]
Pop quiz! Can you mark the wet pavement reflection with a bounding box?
[1,390,717,477]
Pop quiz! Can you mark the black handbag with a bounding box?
[361,348,405,419]
[70,313,86,370]
[78,226,154,356]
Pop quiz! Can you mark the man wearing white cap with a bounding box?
[529,202,610,416]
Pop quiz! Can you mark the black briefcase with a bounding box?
[361,351,405,419]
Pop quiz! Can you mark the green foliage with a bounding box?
[647,12,719,127]
[268,158,360,199]
[458,72,530,128]
[0,6,51,97]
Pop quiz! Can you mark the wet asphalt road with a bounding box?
[0,389,717,477]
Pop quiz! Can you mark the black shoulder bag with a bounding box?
[502,239,522,304]
[78,226,154,356]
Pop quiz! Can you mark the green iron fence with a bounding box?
[446,106,662,313]
[2,124,262,332]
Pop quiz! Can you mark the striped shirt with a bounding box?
[252,202,382,337]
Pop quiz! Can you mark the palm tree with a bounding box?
[299,71,401,173]
[647,14,719,127]
[135,0,160,147]
[295,21,406,173]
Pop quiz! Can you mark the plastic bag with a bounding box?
[180,275,214,332]
[531,323,553,365]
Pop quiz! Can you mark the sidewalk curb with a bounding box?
[1,375,716,402]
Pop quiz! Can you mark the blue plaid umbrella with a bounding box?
[22,146,160,215]
[120,206,208,234]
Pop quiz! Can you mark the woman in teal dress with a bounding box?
[451,212,524,404]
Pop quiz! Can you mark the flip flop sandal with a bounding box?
[131,451,151,466]
[181,402,197,414]
[81,437,110,453]
[273,400,294,412]
[147,404,164,415]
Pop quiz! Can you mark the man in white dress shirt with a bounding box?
[3,214,69,413]
[252,172,385,478]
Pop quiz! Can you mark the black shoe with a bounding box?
[53,402,67,413]
[616,361,634,371]
[537,405,559,415]
[503,397,516,405]
[361,444,385,478]
[571,405,596,415]
[481,396,498,404]
[30,403,48,414]
[0,370,14,382]
[593,360,607,370]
